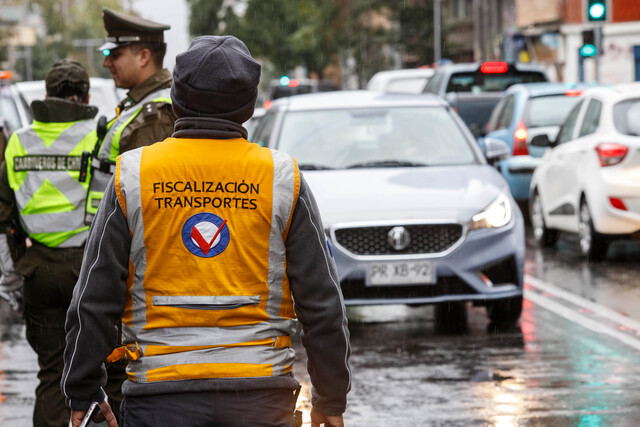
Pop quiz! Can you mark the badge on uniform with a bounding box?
[182,213,229,258]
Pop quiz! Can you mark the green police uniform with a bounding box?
[0,61,99,427]
[85,8,177,225]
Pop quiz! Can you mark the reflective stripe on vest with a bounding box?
[115,138,300,383]
[100,89,172,163]
[5,120,96,247]
[85,88,172,225]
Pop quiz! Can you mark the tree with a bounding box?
[185,0,443,88]
[13,0,125,80]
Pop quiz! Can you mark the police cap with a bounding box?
[45,60,90,98]
[99,7,170,54]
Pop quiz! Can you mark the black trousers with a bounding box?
[21,246,127,427]
[120,388,298,427]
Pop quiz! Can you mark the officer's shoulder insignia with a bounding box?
[141,102,159,118]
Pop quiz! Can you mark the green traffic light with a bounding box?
[587,1,606,21]
[580,44,597,57]
[589,3,605,19]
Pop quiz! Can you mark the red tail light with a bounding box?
[565,90,583,97]
[264,100,273,110]
[480,62,508,73]
[513,121,529,156]
[595,143,628,166]
[609,197,627,210]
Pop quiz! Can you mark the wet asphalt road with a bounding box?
[1,230,640,426]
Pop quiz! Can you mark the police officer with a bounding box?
[0,60,97,427]
[63,36,351,427]
[86,7,177,224]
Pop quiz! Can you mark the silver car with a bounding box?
[251,91,525,323]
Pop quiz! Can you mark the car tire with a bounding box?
[434,301,467,332]
[578,199,608,261]
[530,191,558,247]
[486,295,523,324]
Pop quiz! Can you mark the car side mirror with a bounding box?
[530,134,555,148]
[480,137,510,166]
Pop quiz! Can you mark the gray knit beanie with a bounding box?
[171,35,261,124]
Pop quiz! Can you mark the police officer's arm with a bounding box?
[285,176,352,417]
[119,102,177,153]
[62,176,130,411]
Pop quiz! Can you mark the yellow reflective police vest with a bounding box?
[85,88,172,225]
[115,137,300,383]
[5,119,96,247]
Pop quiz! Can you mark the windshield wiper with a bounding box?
[298,163,334,170]
[345,160,429,169]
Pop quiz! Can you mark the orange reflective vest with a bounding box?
[115,137,300,383]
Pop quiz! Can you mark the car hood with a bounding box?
[301,165,509,226]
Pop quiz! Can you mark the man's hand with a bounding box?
[311,407,344,427]
[0,271,23,312]
[70,399,118,427]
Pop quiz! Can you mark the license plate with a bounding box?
[368,261,435,286]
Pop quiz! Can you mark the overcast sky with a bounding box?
[133,0,191,71]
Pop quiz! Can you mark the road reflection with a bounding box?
[1,230,640,425]
[525,230,640,322]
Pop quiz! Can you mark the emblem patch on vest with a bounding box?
[181,213,229,258]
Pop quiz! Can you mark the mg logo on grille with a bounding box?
[388,226,410,251]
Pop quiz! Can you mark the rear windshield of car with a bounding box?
[277,107,478,169]
[524,95,583,128]
[446,71,547,93]
[613,98,640,136]
[452,97,501,137]
[0,89,23,134]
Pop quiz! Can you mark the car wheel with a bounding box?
[486,295,523,325]
[578,199,608,261]
[530,191,558,247]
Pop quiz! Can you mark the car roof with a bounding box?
[435,61,547,73]
[369,68,435,80]
[271,90,447,112]
[505,82,595,97]
[578,83,640,103]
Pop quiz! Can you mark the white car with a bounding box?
[367,68,434,94]
[529,84,640,259]
[16,77,124,120]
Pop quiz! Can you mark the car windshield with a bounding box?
[613,98,640,136]
[524,95,582,128]
[446,71,547,93]
[277,106,477,169]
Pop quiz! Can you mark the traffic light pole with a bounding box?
[594,26,602,82]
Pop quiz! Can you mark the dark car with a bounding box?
[267,78,339,102]
[423,62,550,137]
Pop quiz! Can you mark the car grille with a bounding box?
[333,223,463,256]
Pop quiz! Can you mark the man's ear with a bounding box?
[137,48,152,68]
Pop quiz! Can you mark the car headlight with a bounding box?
[469,193,512,230]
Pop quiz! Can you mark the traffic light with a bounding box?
[587,0,606,22]
[580,29,597,57]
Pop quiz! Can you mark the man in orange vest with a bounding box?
[63,36,351,427]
